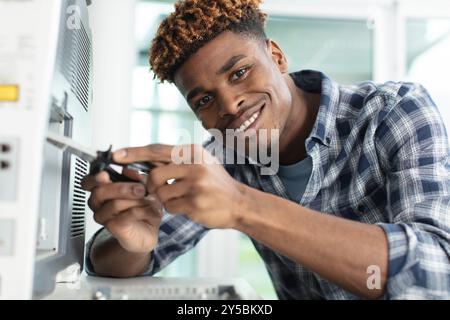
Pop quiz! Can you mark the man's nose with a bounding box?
[217,92,245,118]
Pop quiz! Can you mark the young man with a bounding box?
[81,0,450,299]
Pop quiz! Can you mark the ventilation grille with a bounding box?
[59,19,92,112]
[71,158,88,238]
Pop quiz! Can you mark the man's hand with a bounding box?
[113,144,246,229]
[81,170,163,253]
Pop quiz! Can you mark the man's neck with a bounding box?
[279,75,321,165]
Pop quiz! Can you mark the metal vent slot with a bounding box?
[74,172,85,182]
[70,23,92,112]
[76,159,88,170]
[73,194,85,201]
[57,17,92,112]
[74,188,86,196]
[71,158,88,238]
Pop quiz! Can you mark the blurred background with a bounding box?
[86,0,450,299]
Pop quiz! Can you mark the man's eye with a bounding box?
[197,95,213,108]
[230,68,248,82]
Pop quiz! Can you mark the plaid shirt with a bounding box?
[86,70,450,299]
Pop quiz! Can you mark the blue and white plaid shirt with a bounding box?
[86,70,450,299]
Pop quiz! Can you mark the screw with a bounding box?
[1,161,10,170]
[1,144,11,153]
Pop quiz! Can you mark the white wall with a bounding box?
[86,0,136,241]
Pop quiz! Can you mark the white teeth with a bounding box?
[236,111,260,133]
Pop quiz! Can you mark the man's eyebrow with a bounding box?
[186,86,205,102]
[185,55,246,102]
[216,54,247,75]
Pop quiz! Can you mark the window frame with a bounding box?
[396,0,450,78]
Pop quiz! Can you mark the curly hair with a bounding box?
[149,0,268,83]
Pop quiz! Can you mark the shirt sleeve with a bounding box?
[374,83,450,299]
[84,213,209,276]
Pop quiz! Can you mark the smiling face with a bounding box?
[173,31,296,154]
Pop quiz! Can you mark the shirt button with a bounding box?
[326,137,331,144]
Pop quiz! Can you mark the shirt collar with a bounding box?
[290,70,340,149]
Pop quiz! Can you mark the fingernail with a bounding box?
[133,185,146,196]
[114,149,127,159]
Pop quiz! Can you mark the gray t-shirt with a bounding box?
[278,156,313,203]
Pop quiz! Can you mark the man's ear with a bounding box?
[266,39,288,73]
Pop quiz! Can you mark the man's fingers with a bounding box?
[105,206,160,241]
[87,182,147,212]
[94,199,150,225]
[147,164,190,192]
[113,144,174,165]
[81,171,111,191]
[152,161,169,167]
[155,180,190,203]
[164,196,191,215]
[144,205,163,225]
